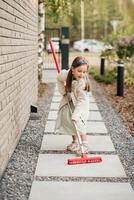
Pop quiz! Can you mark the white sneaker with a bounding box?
[76,142,89,156]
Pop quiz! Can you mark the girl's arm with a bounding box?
[57,70,68,95]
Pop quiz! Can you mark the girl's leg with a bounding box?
[72,135,77,142]
[80,134,87,142]
[67,135,78,151]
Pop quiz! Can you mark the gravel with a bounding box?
[0,79,134,200]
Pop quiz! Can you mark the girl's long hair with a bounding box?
[65,56,91,93]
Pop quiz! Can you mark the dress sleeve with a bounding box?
[72,81,88,121]
[57,70,68,95]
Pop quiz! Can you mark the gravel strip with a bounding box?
[43,132,109,136]
[0,78,134,200]
[40,150,116,155]
[35,176,129,183]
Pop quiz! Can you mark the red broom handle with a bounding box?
[49,39,60,74]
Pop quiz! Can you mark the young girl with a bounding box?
[55,56,91,155]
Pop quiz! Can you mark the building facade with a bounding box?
[0,0,38,176]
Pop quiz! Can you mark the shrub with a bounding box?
[125,64,134,86]
[89,67,116,84]
[101,48,117,62]
[114,35,134,60]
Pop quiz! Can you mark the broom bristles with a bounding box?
[67,156,102,165]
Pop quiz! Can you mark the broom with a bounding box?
[49,39,102,165]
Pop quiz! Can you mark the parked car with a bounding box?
[46,37,60,53]
[73,39,109,53]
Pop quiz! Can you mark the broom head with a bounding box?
[67,155,102,165]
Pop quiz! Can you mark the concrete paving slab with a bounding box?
[51,96,62,102]
[54,87,59,91]
[47,111,57,120]
[88,111,103,121]
[89,96,96,103]
[35,154,126,177]
[54,87,93,97]
[42,69,57,83]
[47,110,103,121]
[41,135,115,151]
[53,91,61,96]
[44,121,108,134]
[49,102,99,110]
[29,181,134,200]
[86,121,108,133]
[89,102,99,110]
[52,94,96,103]
[49,102,60,110]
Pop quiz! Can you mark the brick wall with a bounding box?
[0,0,38,176]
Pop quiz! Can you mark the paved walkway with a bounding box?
[28,69,134,200]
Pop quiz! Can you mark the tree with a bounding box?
[118,0,134,35]
[45,0,73,23]
[45,0,134,42]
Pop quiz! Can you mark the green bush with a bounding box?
[125,77,134,86]
[89,64,134,86]
[125,64,134,86]
[89,67,116,84]
[101,49,118,63]
[114,35,134,61]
